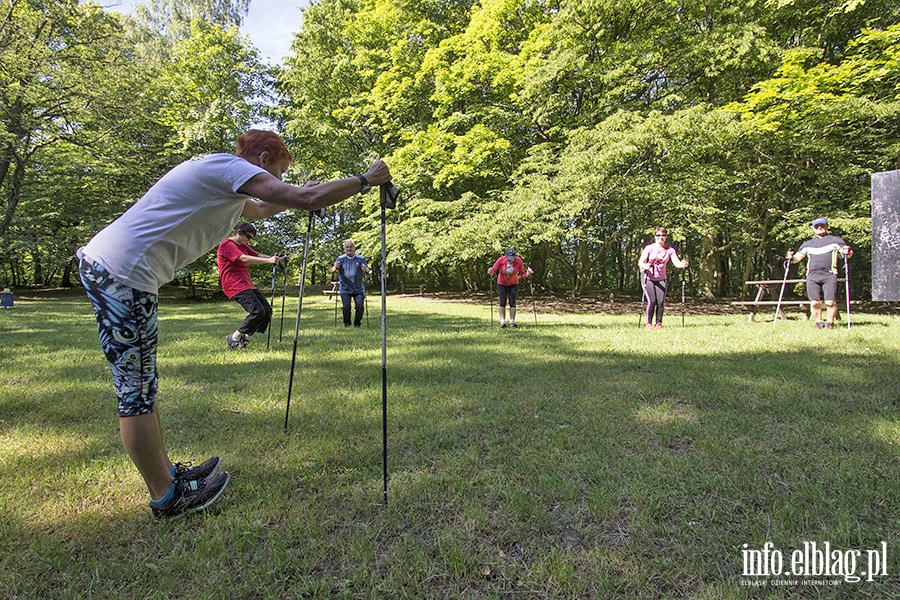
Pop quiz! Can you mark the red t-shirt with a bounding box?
[217,239,259,298]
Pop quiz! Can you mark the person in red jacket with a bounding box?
[488,247,533,328]
[217,222,287,349]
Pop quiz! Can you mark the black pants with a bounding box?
[341,291,365,326]
[232,288,272,335]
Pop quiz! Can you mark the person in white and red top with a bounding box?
[217,222,287,349]
[638,226,688,329]
[488,247,533,328]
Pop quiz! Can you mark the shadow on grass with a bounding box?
[2,296,898,597]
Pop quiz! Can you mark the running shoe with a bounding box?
[172,456,221,481]
[151,471,230,521]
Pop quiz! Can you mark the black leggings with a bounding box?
[642,276,668,325]
[497,284,519,308]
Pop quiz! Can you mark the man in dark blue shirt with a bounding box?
[332,240,371,327]
[787,217,854,329]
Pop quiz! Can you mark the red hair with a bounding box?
[235,130,292,164]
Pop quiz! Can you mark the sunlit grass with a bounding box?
[1,292,898,598]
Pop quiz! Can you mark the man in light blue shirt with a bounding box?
[332,239,371,327]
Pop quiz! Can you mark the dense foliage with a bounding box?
[2,0,898,297]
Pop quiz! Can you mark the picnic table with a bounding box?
[323,281,339,296]
[731,278,854,322]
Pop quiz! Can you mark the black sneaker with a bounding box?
[825,322,834,330]
[172,456,221,481]
[150,471,230,521]
[226,334,242,350]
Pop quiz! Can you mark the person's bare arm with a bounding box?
[240,160,391,219]
[237,254,280,265]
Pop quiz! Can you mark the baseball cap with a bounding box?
[812,217,828,227]
[505,247,515,258]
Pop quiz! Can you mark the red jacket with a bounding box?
[491,256,527,286]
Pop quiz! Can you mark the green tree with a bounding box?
[0,1,170,286]
[1,0,126,237]
[131,0,250,63]
[153,19,273,156]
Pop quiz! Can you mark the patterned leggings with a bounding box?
[80,257,159,417]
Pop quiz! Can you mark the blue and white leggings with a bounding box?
[80,257,159,417]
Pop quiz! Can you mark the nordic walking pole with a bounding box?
[681,275,686,327]
[530,278,537,325]
[379,182,399,504]
[490,276,494,326]
[266,263,277,350]
[843,253,851,330]
[278,260,288,342]
[284,211,315,434]
[772,258,791,329]
[365,289,370,327]
[332,276,339,326]
[639,270,652,328]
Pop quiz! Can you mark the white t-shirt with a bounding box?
[83,154,266,293]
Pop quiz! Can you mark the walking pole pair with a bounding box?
[379,182,400,505]
[267,260,290,350]
[278,262,288,342]
[266,263,278,350]
[284,208,326,434]
[772,258,791,328]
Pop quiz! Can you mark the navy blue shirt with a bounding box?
[335,254,368,294]
[797,235,847,275]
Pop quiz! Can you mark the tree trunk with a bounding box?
[575,237,591,293]
[697,234,718,299]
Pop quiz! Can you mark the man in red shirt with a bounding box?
[217,222,287,349]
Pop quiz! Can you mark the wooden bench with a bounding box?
[731,278,850,322]
[323,281,339,297]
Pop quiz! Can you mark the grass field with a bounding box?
[1,289,898,599]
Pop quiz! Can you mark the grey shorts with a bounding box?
[806,272,838,302]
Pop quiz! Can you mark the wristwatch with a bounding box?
[356,174,371,194]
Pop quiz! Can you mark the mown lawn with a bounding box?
[1,290,898,599]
